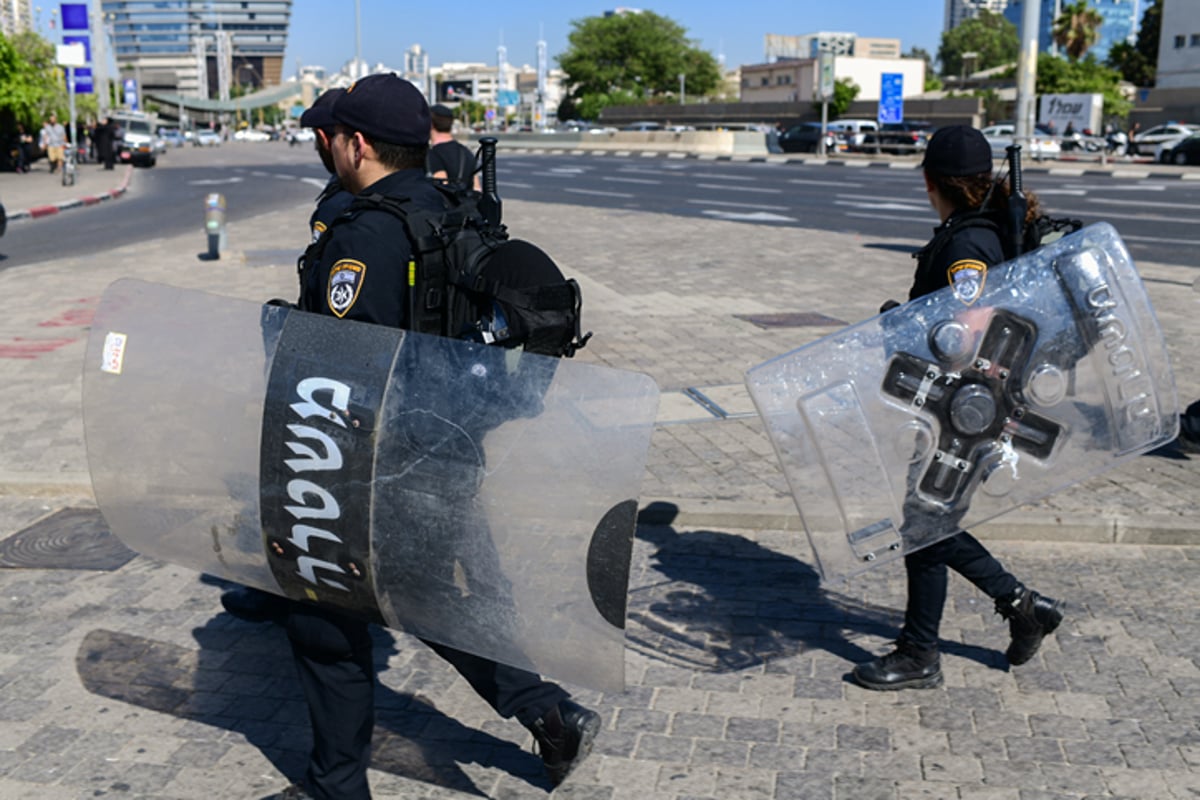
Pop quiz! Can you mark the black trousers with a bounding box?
[900,530,1021,649]
[287,604,567,800]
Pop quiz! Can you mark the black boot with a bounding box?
[852,639,942,691]
[527,699,601,786]
[997,586,1063,665]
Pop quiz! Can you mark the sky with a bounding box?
[282,1,947,77]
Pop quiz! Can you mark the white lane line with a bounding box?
[563,187,636,198]
[696,183,783,194]
[844,211,935,222]
[789,178,865,187]
[690,172,758,181]
[1045,207,1199,224]
[273,173,297,180]
[300,177,327,189]
[687,198,789,211]
[1086,197,1200,209]
[603,176,662,185]
[836,192,927,205]
[1059,183,1166,191]
[1120,234,1200,245]
[531,171,582,178]
[188,177,244,185]
[836,200,931,211]
[700,210,798,223]
[502,181,534,189]
[1034,189,1088,196]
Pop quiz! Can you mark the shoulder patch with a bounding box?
[328,259,366,318]
[311,220,327,244]
[947,259,987,305]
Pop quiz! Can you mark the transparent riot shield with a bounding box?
[746,223,1177,582]
[83,278,660,691]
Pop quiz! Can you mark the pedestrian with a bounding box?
[1126,121,1140,157]
[93,116,116,170]
[853,125,1065,691]
[39,113,67,174]
[12,123,34,173]
[257,75,600,800]
[427,103,479,189]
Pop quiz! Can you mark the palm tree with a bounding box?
[1052,0,1105,62]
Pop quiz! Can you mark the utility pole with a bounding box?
[354,0,362,78]
[1014,0,1041,150]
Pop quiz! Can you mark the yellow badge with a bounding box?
[328,259,366,318]
[948,259,987,305]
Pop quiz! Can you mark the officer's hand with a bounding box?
[265,298,297,309]
[879,299,901,314]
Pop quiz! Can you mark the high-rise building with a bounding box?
[764,33,901,62]
[1,0,34,37]
[1003,0,1140,61]
[100,0,291,99]
[945,0,1011,33]
[1157,0,1200,89]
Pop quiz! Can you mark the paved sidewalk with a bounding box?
[2,159,134,221]
[0,152,1198,798]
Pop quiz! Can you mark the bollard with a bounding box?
[204,193,227,259]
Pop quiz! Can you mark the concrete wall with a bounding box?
[470,129,771,156]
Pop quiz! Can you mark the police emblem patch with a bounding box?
[948,259,987,305]
[328,259,366,317]
[311,220,327,244]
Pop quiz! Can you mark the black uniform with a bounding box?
[426,139,475,187]
[290,166,567,800]
[898,213,1019,650]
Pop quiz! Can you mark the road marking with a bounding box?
[502,181,534,189]
[1121,234,1200,245]
[836,200,930,211]
[844,211,934,222]
[696,183,783,194]
[1060,183,1165,191]
[789,178,865,187]
[690,172,758,181]
[563,187,636,198]
[700,210,797,223]
[1051,207,1198,224]
[532,171,581,178]
[188,177,244,185]
[300,177,327,189]
[1087,197,1200,209]
[836,193,927,206]
[1034,189,1089,196]
[603,176,662,185]
[687,198,788,211]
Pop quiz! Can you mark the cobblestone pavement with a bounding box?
[0,148,1197,798]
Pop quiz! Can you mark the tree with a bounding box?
[1106,0,1160,86]
[905,46,943,91]
[937,10,1020,78]
[557,11,721,119]
[815,78,860,118]
[1052,0,1105,62]
[1036,53,1131,118]
[0,31,67,131]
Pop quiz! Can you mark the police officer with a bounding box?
[427,103,480,190]
[852,125,1065,691]
[268,74,599,800]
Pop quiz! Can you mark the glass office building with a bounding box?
[1004,0,1139,62]
[101,0,291,97]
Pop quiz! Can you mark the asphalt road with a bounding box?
[7,144,1199,273]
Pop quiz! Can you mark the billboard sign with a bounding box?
[439,80,474,101]
[878,73,904,124]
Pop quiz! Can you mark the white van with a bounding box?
[827,119,878,151]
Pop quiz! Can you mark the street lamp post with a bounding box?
[679,72,685,105]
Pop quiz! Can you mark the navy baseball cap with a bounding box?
[299,88,345,129]
[331,73,430,146]
[430,103,454,119]
[922,125,994,176]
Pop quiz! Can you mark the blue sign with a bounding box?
[878,73,904,124]
[496,89,520,107]
[124,78,139,111]
[73,66,93,94]
[60,2,89,30]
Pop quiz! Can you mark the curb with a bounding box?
[7,165,133,222]
[4,475,1196,547]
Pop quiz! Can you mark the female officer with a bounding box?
[852,125,1065,691]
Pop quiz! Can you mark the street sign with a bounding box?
[496,89,520,107]
[878,73,904,124]
[60,2,88,30]
[817,51,835,103]
[124,78,139,111]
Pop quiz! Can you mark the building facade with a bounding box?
[740,56,925,103]
[1157,0,1200,89]
[1,0,34,37]
[945,0,1011,32]
[101,0,291,98]
[764,33,901,62]
[1003,0,1140,61]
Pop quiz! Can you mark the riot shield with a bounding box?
[83,278,660,691]
[746,223,1177,582]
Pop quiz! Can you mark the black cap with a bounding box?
[330,73,430,146]
[299,88,345,129]
[430,103,454,119]
[921,125,994,176]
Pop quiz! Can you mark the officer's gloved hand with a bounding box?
[879,299,901,314]
[265,297,297,309]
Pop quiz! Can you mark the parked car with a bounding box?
[1132,122,1197,156]
[1158,133,1200,165]
[778,122,841,153]
[233,128,271,142]
[621,121,663,132]
[286,127,315,145]
[980,123,1062,161]
[110,112,159,166]
[826,119,878,151]
[194,129,221,147]
[158,127,186,148]
[861,121,934,154]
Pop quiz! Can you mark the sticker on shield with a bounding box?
[328,259,365,318]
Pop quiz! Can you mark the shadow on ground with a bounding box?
[75,602,548,796]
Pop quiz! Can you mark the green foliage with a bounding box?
[938,10,1019,77]
[815,78,860,118]
[1052,0,1105,62]
[557,11,721,118]
[1106,0,1159,86]
[0,31,68,130]
[1036,53,1131,118]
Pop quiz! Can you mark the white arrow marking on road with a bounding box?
[188,177,244,185]
[701,210,797,223]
